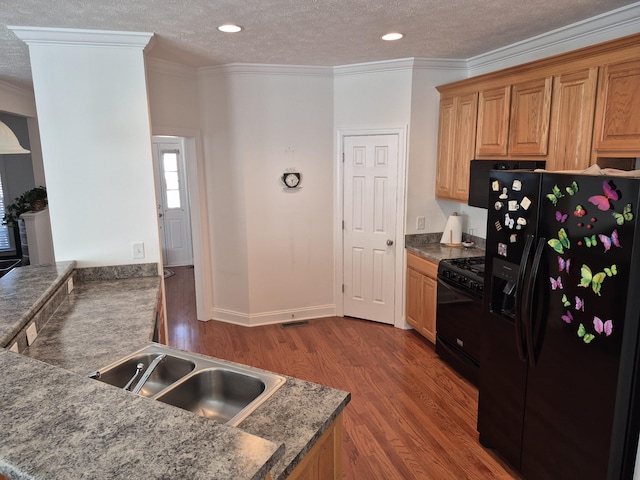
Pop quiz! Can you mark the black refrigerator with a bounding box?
[478,170,640,480]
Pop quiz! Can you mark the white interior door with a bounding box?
[343,134,398,324]
[152,137,193,267]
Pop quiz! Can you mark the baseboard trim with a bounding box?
[210,304,336,327]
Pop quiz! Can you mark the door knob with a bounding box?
[387,239,394,246]
[159,213,163,217]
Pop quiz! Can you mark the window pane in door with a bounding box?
[164,171,179,190]
[161,150,181,209]
[163,152,178,172]
[166,190,181,209]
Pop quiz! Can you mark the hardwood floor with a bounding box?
[164,266,521,479]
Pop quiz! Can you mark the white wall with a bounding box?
[198,65,335,324]
[12,28,160,268]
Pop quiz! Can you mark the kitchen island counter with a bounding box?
[0,265,350,480]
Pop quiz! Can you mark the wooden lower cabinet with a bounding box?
[406,252,438,344]
[286,412,344,480]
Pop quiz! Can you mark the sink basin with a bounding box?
[156,368,267,424]
[95,352,195,397]
[90,344,286,426]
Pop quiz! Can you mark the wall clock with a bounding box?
[282,172,301,188]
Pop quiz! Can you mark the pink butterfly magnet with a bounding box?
[550,276,563,290]
[588,181,619,211]
[575,296,584,311]
[561,311,573,324]
[555,211,568,223]
[558,256,571,274]
[598,229,620,253]
[593,317,613,336]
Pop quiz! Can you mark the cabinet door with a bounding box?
[452,93,478,201]
[476,86,511,156]
[421,275,437,344]
[436,93,478,202]
[508,76,552,155]
[594,59,640,154]
[547,68,598,171]
[436,96,455,199]
[406,267,423,330]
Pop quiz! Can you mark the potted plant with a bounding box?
[2,186,47,227]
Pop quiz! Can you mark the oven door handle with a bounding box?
[514,234,534,362]
[437,277,481,300]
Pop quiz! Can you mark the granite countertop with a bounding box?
[405,236,485,263]
[0,350,281,480]
[0,264,350,480]
[0,261,75,347]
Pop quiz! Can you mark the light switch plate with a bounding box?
[26,323,38,345]
[67,277,74,294]
[133,242,145,259]
[416,216,426,230]
[9,342,19,353]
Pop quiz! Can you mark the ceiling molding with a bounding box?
[198,63,333,78]
[412,58,468,72]
[145,57,197,78]
[0,79,33,99]
[334,58,416,77]
[467,2,640,76]
[8,26,154,49]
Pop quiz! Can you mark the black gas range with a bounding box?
[435,255,485,385]
[437,256,485,298]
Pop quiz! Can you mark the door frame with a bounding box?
[152,127,213,322]
[335,125,408,328]
[152,136,194,267]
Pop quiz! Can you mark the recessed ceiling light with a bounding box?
[382,32,404,41]
[218,24,243,33]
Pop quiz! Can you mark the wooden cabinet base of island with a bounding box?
[405,252,438,344]
[286,412,344,480]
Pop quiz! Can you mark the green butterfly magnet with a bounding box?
[613,203,633,226]
[548,228,570,254]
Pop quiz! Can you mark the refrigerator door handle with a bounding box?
[525,237,546,367]
[514,234,535,362]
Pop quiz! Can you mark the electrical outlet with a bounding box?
[133,242,145,259]
[416,216,426,230]
[26,323,38,345]
[67,277,74,294]
[9,342,18,353]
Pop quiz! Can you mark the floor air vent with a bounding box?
[281,320,309,328]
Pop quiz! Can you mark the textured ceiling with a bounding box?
[0,0,637,89]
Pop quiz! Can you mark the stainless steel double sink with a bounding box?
[90,344,286,426]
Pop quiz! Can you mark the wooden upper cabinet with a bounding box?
[476,86,511,156]
[435,93,478,202]
[594,59,640,155]
[508,76,552,155]
[546,68,598,171]
[436,96,456,199]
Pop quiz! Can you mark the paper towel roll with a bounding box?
[440,212,463,246]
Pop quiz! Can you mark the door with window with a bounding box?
[342,134,399,325]
[152,137,193,267]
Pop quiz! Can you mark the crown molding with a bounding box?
[412,58,468,72]
[334,57,416,76]
[0,79,33,99]
[8,26,154,49]
[145,57,197,78]
[198,63,333,78]
[467,2,640,76]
